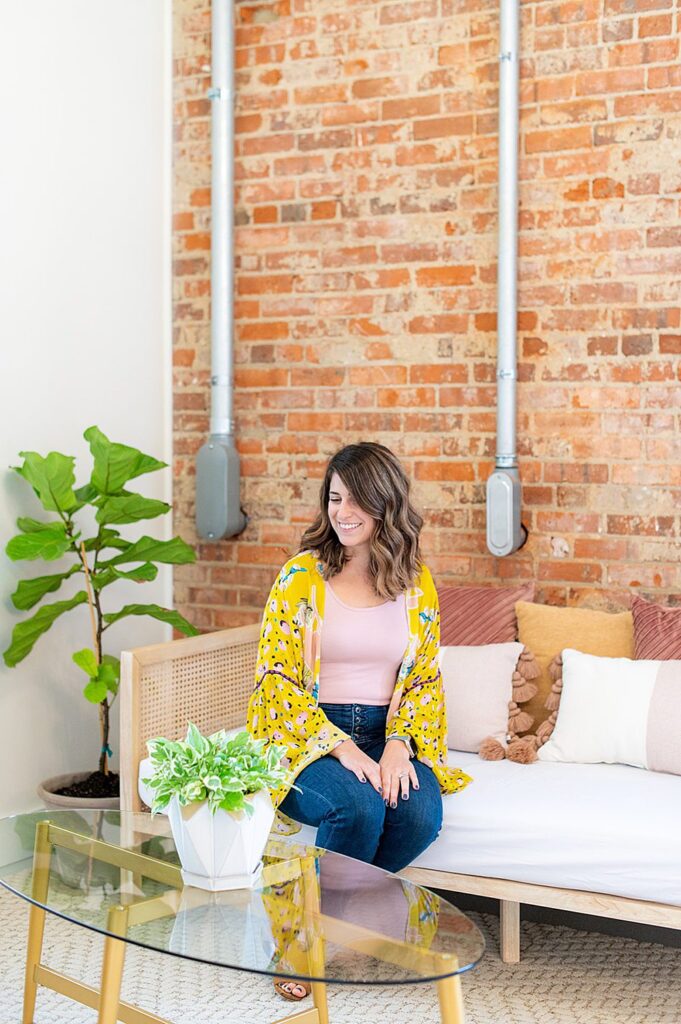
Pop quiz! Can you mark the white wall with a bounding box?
[0,1,173,815]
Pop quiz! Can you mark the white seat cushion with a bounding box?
[139,748,681,906]
[411,750,681,906]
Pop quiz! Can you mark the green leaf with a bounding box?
[186,723,209,755]
[6,520,72,562]
[74,482,99,504]
[17,517,62,534]
[81,656,119,701]
[3,592,88,667]
[11,566,79,610]
[91,563,158,592]
[202,775,222,791]
[13,451,78,513]
[83,528,129,553]
[102,604,199,636]
[95,495,170,526]
[219,791,247,814]
[83,678,108,703]
[105,535,196,568]
[85,425,167,495]
[98,661,120,695]
[73,648,98,678]
[112,563,158,582]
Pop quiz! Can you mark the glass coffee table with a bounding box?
[0,811,484,1024]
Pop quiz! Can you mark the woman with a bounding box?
[248,442,471,999]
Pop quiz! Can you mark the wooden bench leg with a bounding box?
[500,900,520,963]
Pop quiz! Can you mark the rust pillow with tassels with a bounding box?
[513,601,634,739]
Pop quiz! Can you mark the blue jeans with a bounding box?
[279,703,443,873]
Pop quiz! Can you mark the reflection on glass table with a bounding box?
[0,810,484,1024]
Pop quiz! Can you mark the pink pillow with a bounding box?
[438,582,535,646]
[441,643,524,752]
[632,595,681,660]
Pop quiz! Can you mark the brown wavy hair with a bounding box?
[298,442,424,600]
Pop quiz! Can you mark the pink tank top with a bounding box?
[318,584,409,705]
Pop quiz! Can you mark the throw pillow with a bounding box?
[440,642,538,755]
[515,601,634,735]
[632,595,681,660]
[438,582,535,646]
[536,649,681,777]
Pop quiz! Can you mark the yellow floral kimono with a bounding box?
[247,550,472,807]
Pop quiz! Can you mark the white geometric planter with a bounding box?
[167,790,275,891]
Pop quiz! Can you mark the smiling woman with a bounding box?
[246,442,471,1001]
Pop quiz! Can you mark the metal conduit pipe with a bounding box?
[486,0,526,557]
[196,0,247,540]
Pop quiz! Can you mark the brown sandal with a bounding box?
[273,978,311,1001]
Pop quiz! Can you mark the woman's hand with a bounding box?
[380,739,419,808]
[330,739,383,793]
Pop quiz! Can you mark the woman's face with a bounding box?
[327,472,377,555]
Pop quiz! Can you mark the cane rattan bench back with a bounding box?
[120,624,260,811]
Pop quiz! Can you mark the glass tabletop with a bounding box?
[0,810,484,985]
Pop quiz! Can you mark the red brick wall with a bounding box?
[173,0,681,630]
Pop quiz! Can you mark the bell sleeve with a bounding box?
[387,568,471,793]
[386,592,447,766]
[247,568,349,806]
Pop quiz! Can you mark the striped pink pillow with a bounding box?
[438,582,535,647]
[632,595,681,660]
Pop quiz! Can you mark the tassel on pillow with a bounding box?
[512,669,537,703]
[544,677,563,712]
[479,737,506,760]
[543,653,564,716]
[479,646,541,761]
[508,700,534,735]
[536,710,558,746]
[506,652,565,763]
[517,648,541,680]
[507,735,539,763]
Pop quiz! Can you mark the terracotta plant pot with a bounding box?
[167,789,274,891]
[37,772,120,811]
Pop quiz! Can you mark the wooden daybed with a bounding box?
[120,625,681,963]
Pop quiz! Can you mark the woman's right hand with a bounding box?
[330,739,382,793]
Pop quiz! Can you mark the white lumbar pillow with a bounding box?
[538,648,681,775]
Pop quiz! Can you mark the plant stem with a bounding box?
[80,542,99,656]
[93,586,109,775]
[80,541,109,776]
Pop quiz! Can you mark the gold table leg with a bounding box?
[22,821,52,1024]
[310,982,327,1024]
[301,857,327,1024]
[272,1009,320,1024]
[437,974,465,1024]
[97,904,130,1024]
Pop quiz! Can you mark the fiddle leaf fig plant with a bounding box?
[3,426,199,780]
[144,725,293,817]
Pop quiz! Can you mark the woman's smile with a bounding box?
[328,471,377,550]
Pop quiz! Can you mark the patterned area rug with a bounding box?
[1,886,680,1024]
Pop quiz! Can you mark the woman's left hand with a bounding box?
[380,740,419,808]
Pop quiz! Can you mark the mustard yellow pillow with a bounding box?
[515,602,634,734]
